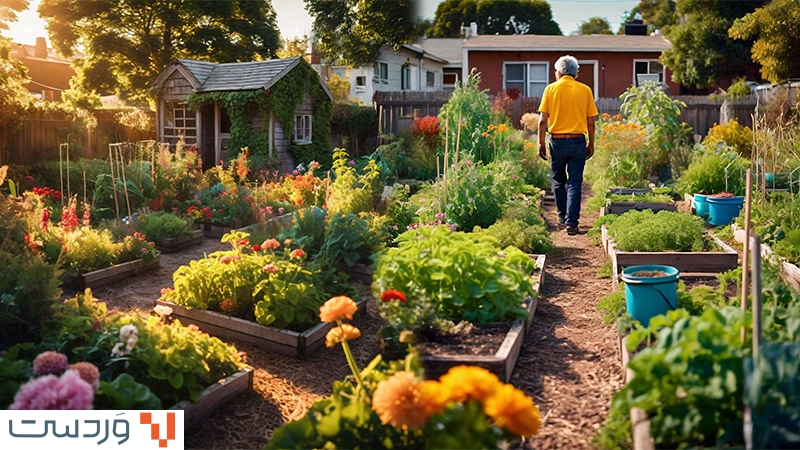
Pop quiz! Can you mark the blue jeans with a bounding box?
[549,137,586,228]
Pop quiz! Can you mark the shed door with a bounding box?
[578,62,596,98]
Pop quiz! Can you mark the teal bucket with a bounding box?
[622,265,679,327]
[693,194,709,218]
[706,196,744,226]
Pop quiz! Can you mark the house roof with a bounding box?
[463,34,671,53]
[415,38,464,67]
[175,59,217,85]
[10,41,82,64]
[196,57,301,92]
[399,44,448,64]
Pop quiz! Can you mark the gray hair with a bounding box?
[555,55,579,77]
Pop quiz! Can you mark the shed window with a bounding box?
[294,115,312,144]
[634,59,663,85]
[163,102,197,143]
[504,62,548,99]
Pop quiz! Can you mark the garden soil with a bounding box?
[90,186,626,449]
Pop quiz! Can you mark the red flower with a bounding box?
[380,290,406,303]
[290,249,306,259]
[251,244,262,252]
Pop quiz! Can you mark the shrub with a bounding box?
[703,119,754,158]
[327,148,383,215]
[471,219,552,254]
[135,211,193,241]
[676,148,749,196]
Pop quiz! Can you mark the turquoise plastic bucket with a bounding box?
[693,194,709,218]
[706,196,744,226]
[621,265,679,327]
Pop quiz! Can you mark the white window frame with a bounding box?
[355,75,366,92]
[577,59,600,100]
[294,114,312,145]
[373,61,388,84]
[426,70,435,87]
[633,59,665,85]
[443,72,458,89]
[163,101,197,143]
[503,61,550,98]
[401,65,411,90]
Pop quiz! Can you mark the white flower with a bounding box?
[111,342,126,357]
[154,305,173,317]
[125,335,138,353]
[120,324,138,340]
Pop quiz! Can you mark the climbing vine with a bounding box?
[187,58,333,169]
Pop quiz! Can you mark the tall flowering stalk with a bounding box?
[319,296,363,392]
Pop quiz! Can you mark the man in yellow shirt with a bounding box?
[537,55,599,236]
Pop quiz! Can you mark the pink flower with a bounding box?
[9,370,94,410]
[262,239,280,250]
[290,249,306,259]
[33,351,69,376]
[107,308,119,315]
[262,263,278,273]
[219,255,241,264]
[68,362,100,391]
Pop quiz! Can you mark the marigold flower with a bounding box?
[68,362,100,391]
[220,298,236,312]
[290,249,306,259]
[418,379,450,416]
[219,255,241,264]
[482,132,489,137]
[484,384,540,437]
[262,238,280,250]
[33,351,69,376]
[380,290,406,303]
[439,365,502,403]
[325,323,361,347]
[284,239,292,246]
[251,244,262,252]
[319,296,358,322]
[372,371,429,431]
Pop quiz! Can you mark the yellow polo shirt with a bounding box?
[538,75,598,134]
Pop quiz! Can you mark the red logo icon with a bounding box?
[140,412,176,448]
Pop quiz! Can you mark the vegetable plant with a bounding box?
[135,211,194,241]
[603,210,706,252]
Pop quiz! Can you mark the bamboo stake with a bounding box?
[83,169,87,206]
[436,156,442,216]
[751,233,762,359]
[66,144,71,201]
[59,143,66,206]
[444,112,449,206]
[116,145,132,220]
[741,168,752,343]
[454,111,462,181]
[109,145,120,220]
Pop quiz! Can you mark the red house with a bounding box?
[462,34,678,99]
[10,37,78,102]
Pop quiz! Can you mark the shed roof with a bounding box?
[415,38,464,67]
[175,59,217,85]
[196,57,301,92]
[464,34,671,53]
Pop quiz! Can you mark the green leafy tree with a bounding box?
[326,72,350,104]
[305,0,421,67]
[729,0,800,84]
[0,0,28,30]
[429,0,561,37]
[276,35,308,59]
[620,0,678,33]
[660,0,766,89]
[38,0,281,105]
[577,17,613,35]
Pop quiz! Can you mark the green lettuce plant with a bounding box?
[135,211,194,241]
[603,210,706,252]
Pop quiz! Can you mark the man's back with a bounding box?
[540,76,596,134]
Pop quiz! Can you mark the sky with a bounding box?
[4,0,641,46]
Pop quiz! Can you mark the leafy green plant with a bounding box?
[135,211,194,241]
[95,373,163,409]
[620,81,691,153]
[471,219,552,255]
[0,344,33,409]
[327,148,383,215]
[604,210,706,252]
[317,212,384,268]
[676,148,749,196]
[372,225,536,328]
[438,72,493,165]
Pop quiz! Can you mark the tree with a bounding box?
[429,0,561,37]
[305,0,421,67]
[577,17,612,35]
[637,0,677,31]
[0,0,28,31]
[660,0,766,89]
[729,0,800,84]
[326,72,350,104]
[38,0,281,105]
[277,36,308,59]
[0,1,33,141]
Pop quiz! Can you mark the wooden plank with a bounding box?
[171,367,254,429]
[606,201,677,216]
[620,336,656,450]
[154,229,204,253]
[67,256,161,289]
[337,262,375,284]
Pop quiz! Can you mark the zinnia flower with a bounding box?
[9,370,94,410]
[262,239,280,250]
[290,249,306,259]
[262,263,278,273]
[439,366,502,403]
[32,351,69,376]
[483,384,541,437]
[251,244,262,252]
[372,371,428,431]
[68,363,100,391]
[319,296,358,322]
[324,323,361,347]
[219,255,241,264]
[380,290,406,303]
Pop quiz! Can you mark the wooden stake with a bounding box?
[109,145,120,220]
[66,143,71,201]
[454,111,462,184]
[83,169,87,206]
[741,168,752,343]
[444,112,449,206]
[751,233,762,358]
[59,143,66,205]
[116,145,132,220]
[436,156,442,216]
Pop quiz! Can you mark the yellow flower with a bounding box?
[325,323,361,347]
[418,380,451,416]
[372,371,428,431]
[483,384,540,437]
[319,296,358,322]
[439,366,502,403]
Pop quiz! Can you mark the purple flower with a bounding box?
[9,370,94,410]
[33,351,69,376]
[509,136,515,141]
[349,160,355,166]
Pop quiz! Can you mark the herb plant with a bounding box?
[135,211,194,241]
[676,148,749,196]
[604,210,706,252]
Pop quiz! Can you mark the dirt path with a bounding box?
[513,186,623,449]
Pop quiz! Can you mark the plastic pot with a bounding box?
[622,265,679,327]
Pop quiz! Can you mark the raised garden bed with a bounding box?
[65,256,161,290]
[601,225,739,285]
[605,199,677,216]
[420,254,546,383]
[200,223,252,239]
[732,224,800,294]
[618,336,655,450]
[336,262,375,284]
[155,298,366,359]
[154,229,204,253]
[171,367,254,429]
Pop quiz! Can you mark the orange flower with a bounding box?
[380,290,406,303]
[319,296,358,322]
[602,113,611,120]
[372,371,429,431]
[262,238,280,250]
[482,132,489,137]
[325,323,361,347]
[290,249,306,259]
[439,366,502,403]
[418,379,451,416]
[483,384,541,437]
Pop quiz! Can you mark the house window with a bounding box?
[163,102,197,143]
[634,59,663,85]
[373,61,388,84]
[355,76,366,92]
[401,66,411,90]
[504,62,549,99]
[426,71,435,87]
[443,73,458,89]
[294,115,312,144]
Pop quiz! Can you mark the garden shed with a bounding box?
[152,56,333,172]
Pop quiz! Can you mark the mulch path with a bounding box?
[90,185,626,449]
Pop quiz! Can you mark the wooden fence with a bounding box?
[0,108,155,166]
[373,91,760,139]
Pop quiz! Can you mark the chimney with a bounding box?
[35,37,47,59]
[470,22,478,37]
